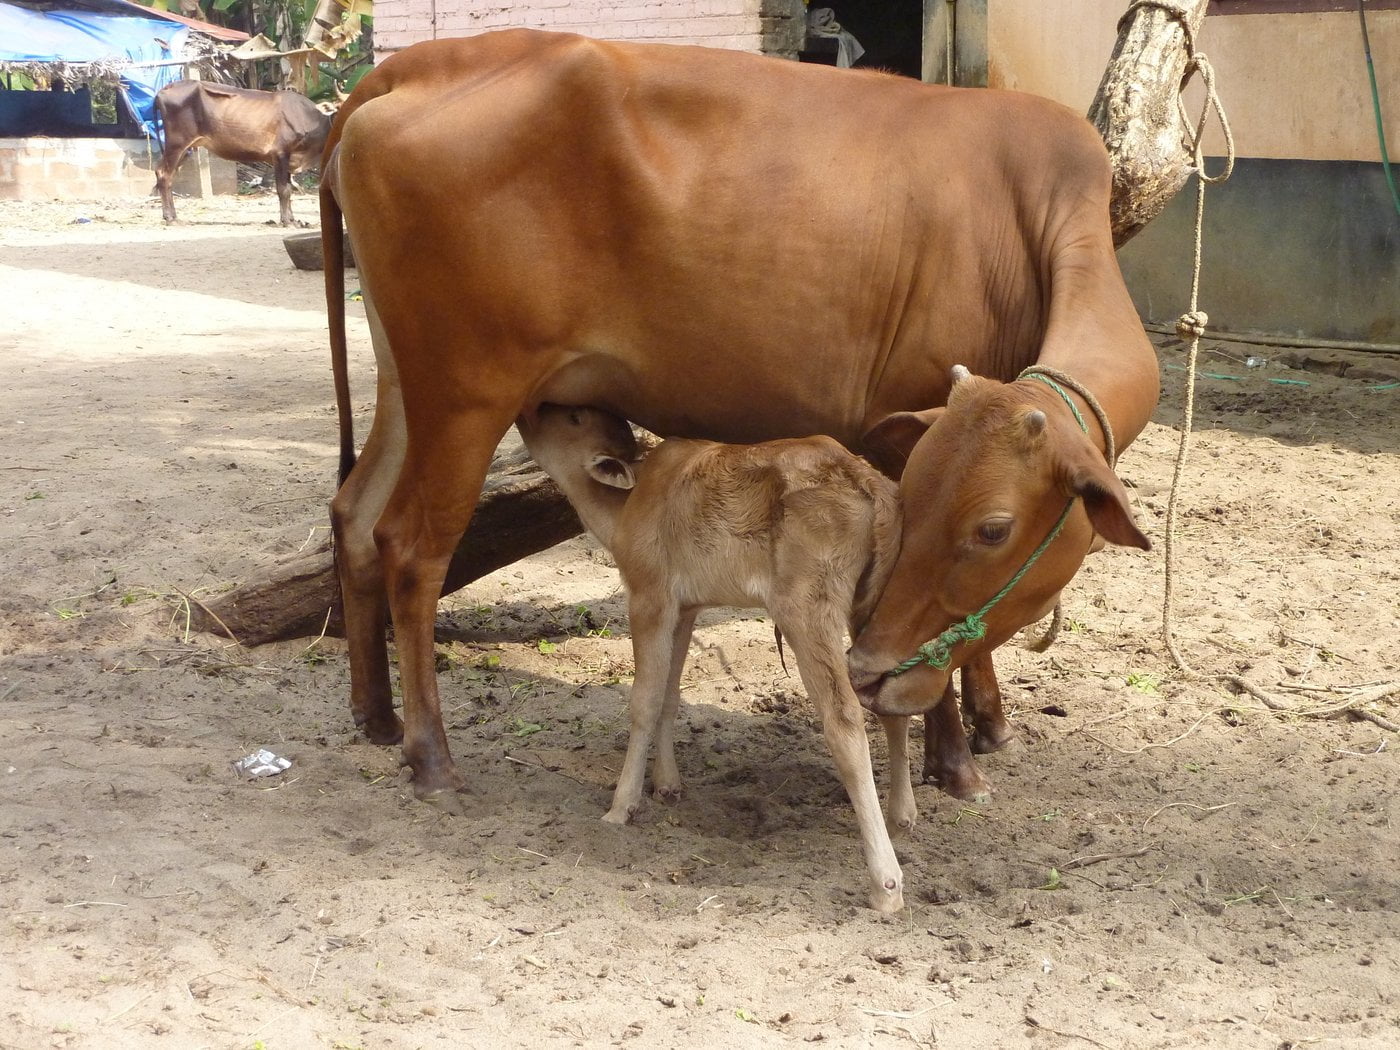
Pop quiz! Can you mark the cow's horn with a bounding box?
[951,364,971,384]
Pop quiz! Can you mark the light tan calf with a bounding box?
[519,405,914,913]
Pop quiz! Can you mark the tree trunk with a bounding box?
[1090,0,1211,247]
[199,2,1209,645]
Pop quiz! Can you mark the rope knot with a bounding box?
[1176,310,1209,339]
[890,615,988,675]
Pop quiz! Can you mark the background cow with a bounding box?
[321,30,1158,807]
[154,81,330,226]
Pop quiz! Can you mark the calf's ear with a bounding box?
[1059,452,1150,551]
[861,407,944,480]
[587,454,636,491]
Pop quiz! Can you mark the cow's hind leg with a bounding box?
[329,297,406,744]
[375,404,518,803]
[330,393,405,743]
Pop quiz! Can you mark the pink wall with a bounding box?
[373,0,801,57]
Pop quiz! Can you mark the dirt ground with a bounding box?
[2,193,1398,1050]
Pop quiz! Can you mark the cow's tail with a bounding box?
[321,147,356,487]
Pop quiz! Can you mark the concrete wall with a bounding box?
[373,0,807,59]
[0,137,236,201]
[1118,157,1399,344]
[985,1,1400,345]
[985,0,1400,163]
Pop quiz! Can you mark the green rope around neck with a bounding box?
[886,499,1076,674]
[885,368,1092,676]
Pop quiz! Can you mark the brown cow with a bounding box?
[320,30,1157,809]
[154,80,330,226]
[520,404,912,911]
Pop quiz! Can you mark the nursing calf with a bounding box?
[519,405,913,913]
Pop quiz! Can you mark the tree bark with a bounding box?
[200,3,1209,644]
[1090,0,1211,247]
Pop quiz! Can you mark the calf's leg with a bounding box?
[604,592,680,824]
[649,608,698,803]
[780,611,902,913]
[879,715,917,834]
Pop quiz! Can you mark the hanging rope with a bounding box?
[1155,10,1399,732]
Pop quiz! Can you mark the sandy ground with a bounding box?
[2,193,1398,1050]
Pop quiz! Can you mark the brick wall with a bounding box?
[0,137,236,202]
[374,0,806,59]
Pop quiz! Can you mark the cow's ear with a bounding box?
[587,454,636,491]
[862,407,943,480]
[1059,451,1150,551]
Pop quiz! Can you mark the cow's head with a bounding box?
[848,367,1150,717]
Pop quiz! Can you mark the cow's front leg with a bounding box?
[274,154,296,226]
[962,651,1015,754]
[604,594,679,824]
[921,679,991,802]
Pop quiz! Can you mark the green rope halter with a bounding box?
[884,367,1091,676]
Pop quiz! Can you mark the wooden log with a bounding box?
[190,437,584,646]
[1090,0,1211,247]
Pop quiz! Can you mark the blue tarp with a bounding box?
[0,2,191,136]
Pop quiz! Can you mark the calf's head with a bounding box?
[520,404,641,491]
[848,369,1149,717]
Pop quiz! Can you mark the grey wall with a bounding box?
[1118,157,1400,346]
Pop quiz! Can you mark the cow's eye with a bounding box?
[976,518,1012,545]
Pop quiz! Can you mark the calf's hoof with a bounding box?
[868,877,904,914]
[652,782,684,805]
[601,803,638,825]
[885,808,918,838]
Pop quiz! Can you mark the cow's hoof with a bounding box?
[601,803,638,825]
[971,725,1018,755]
[406,760,472,809]
[923,762,992,804]
[355,712,404,746]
